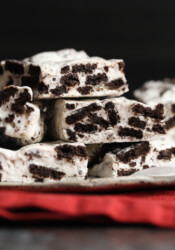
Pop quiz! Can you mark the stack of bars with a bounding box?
[0,48,173,183]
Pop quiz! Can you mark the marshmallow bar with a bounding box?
[51,97,166,144]
[0,85,44,148]
[0,141,88,183]
[0,49,128,99]
[88,137,175,177]
[134,79,175,132]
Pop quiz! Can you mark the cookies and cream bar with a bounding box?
[0,49,128,99]
[88,137,175,177]
[51,97,166,144]
[0,141,88,183]
[0,85,44,148]
[134,79,175,132]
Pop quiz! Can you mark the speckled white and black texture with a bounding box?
[51,97,166,144]
[0,85,44,148]
[88,136,175,177]
[0,141,88,183]
[0,49,128,99]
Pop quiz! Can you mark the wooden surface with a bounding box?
[0,225,175,250]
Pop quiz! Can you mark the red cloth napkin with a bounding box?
[1,189,175,228]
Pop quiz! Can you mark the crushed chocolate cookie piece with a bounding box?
[132,103,164,120]
[0,65,3,75]
[50,85,67,96]
[107,110,120,126]
[34,177,44,182]
[116,142,150,163]
[104,66,108,72]
[74,123,98,133]
[11,89,31,114]
[61,65,70,74]
[128,117,146,129]
[54,144,87,160]
[5,114,15,123]
[5,60,24,74]
[78,133,84,138]
[77,86,92,95]
[118,61,125,71]
[66,103,75,110]
[157,147,175,160]
[152,124,165,134]
[28,65,41,76]
[24,150,41,160]
[86,73,108,85]
[129,162,136,167]
[0,86,18,106]
[117,168,139,176]
[104,102,114,110]
[118,127,143,139]
[21,76,39,88]
[66,129,76,141]
[60,73,79,87]
[88,113,109,129]
[107,78,125,89]
[72,63,97,74]
[38,82,48,94]
[0,127,5,135]
[143,165,149,169]
[29,164,65,180]
[66,103,101,124]
[166,116,175,130]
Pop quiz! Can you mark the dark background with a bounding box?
[0,0,175,96]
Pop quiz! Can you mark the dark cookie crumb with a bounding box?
[132,103,164,120]
[5,114,15,123]
[117,168,139,176]
[157,147,175,160]
[28,65,41,76]
[107,78,125,89]
[118,127,143,139]
[77,86,92,95]
[54,144,87,161]
[116,142,150,163]
[60,73,79,87]
[29,164,65,180]
[11,89,32,114]
[152,124,165,134]
[128,117,146,129]
[5,60,24,74]
[24,150,41,160]
[66,103,75,110]
[166,116,175,130]
[143,165,149,169]
[61,66,70,74]
[66,129,76,141]
[34,177,44,182]
[86,73,108,85]
[107,110,120,126]
[6,76,14,86]
[72,63,97,74]
[129,162,136,167]
[0,86,18,106]
[38,82,48,94]
[21,76,39,88]
[104,66,108,72]
[104,102,114,110]
[74,123,98,133]
[88,113,109,129]
[50,85,67,96]
[66,103,101,124]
